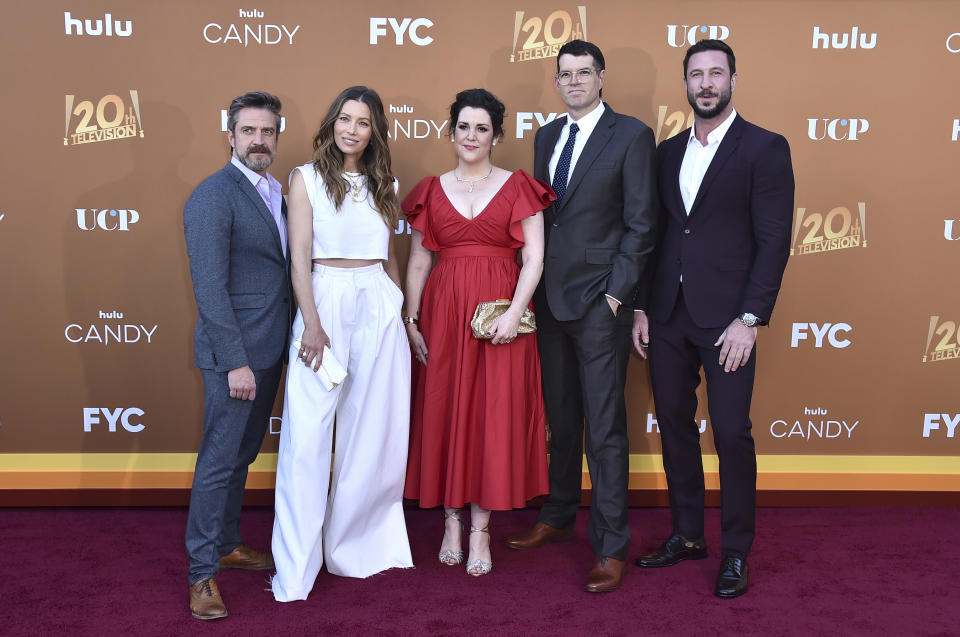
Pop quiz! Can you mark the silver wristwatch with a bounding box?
[738,312,759,327]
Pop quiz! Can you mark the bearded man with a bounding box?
[183,91,291,619]
[632,40,794,599]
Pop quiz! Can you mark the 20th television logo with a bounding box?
[655,106,693,144]
[510,7,586,63]
[64,90,144,146]
[923,316,960,363]
[791,203,866,256]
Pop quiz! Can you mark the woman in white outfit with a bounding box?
[271,86,413,602]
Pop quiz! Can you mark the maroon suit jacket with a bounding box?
[643,114,794,328]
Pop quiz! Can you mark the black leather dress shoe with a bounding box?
[635,533,708,568]
[715,556,749,598]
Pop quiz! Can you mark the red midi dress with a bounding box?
[403,170,554,510]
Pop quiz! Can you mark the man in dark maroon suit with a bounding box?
[632,39,794,598]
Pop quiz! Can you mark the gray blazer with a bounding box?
[533,104,658,321]
[184,161,291,373]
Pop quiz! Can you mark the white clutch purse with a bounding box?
[293,339,347,391]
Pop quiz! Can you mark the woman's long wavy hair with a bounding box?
[311,86,401,228]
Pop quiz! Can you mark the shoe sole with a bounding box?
[635,551,708,568]
[715,585,748,599]
[584,583,621,593]
[191,610,228,620]
[504,533,574,550]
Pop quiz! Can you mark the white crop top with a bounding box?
[293,163,396,260]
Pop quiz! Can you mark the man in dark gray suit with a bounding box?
[505,40,657,593]
[183,91,290,620]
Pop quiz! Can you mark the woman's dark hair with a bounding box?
[447,89,506,140]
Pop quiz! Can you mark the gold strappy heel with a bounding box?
[466,525,492,576]
[438,510,464,566]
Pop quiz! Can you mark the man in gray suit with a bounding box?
[183,91,290,620]
[505,40,657,593]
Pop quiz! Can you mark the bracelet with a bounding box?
[402,316,418,325]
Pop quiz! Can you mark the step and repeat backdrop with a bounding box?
[1,1,957,494]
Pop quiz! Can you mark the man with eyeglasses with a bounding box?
[504,39,657,594]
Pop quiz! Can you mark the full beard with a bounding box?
[687,87,732,120]
[240,145,275,172]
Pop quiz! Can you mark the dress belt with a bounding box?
[438,245,516,260]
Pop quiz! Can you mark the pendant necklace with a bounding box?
[455,165,493,193]
[344,171,366,202]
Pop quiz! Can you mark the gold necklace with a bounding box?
[343,171,366,202]
[455,165,493,193]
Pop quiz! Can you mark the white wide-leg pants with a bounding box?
[272,263,413,602]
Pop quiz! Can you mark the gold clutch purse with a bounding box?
[470,299,536,339]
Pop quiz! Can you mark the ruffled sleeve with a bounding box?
[401,176,441,251]
[507,169,556,244]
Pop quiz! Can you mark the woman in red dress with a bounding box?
[402,89,554,576]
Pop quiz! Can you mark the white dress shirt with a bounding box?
[678,108,737,214]
[231,155,287,256]
[548,101,606,186]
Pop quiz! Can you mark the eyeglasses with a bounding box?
[556,68,597,85]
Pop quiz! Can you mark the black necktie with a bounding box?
[551,123,579,202]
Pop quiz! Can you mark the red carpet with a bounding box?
[1,506,956,636]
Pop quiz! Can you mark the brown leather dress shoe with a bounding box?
[584,556,625,593]
[189,577,227,620]
[503,522,574,550]
[219,545,274,571]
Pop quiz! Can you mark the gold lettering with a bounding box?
[795,228,862,255]
[68,123,137,146]
[930,347,960,361]
[513,42,563,63]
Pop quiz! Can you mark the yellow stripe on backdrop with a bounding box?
[2,454,958,490]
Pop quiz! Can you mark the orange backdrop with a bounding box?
[1,1,958,493]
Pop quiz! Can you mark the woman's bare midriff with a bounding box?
[313,258,382,268]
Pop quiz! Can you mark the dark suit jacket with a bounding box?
[534,104,658,321]
[184,161,291,373]
[645,115,794,328]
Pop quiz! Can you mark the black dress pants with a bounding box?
[648,288,757,558]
